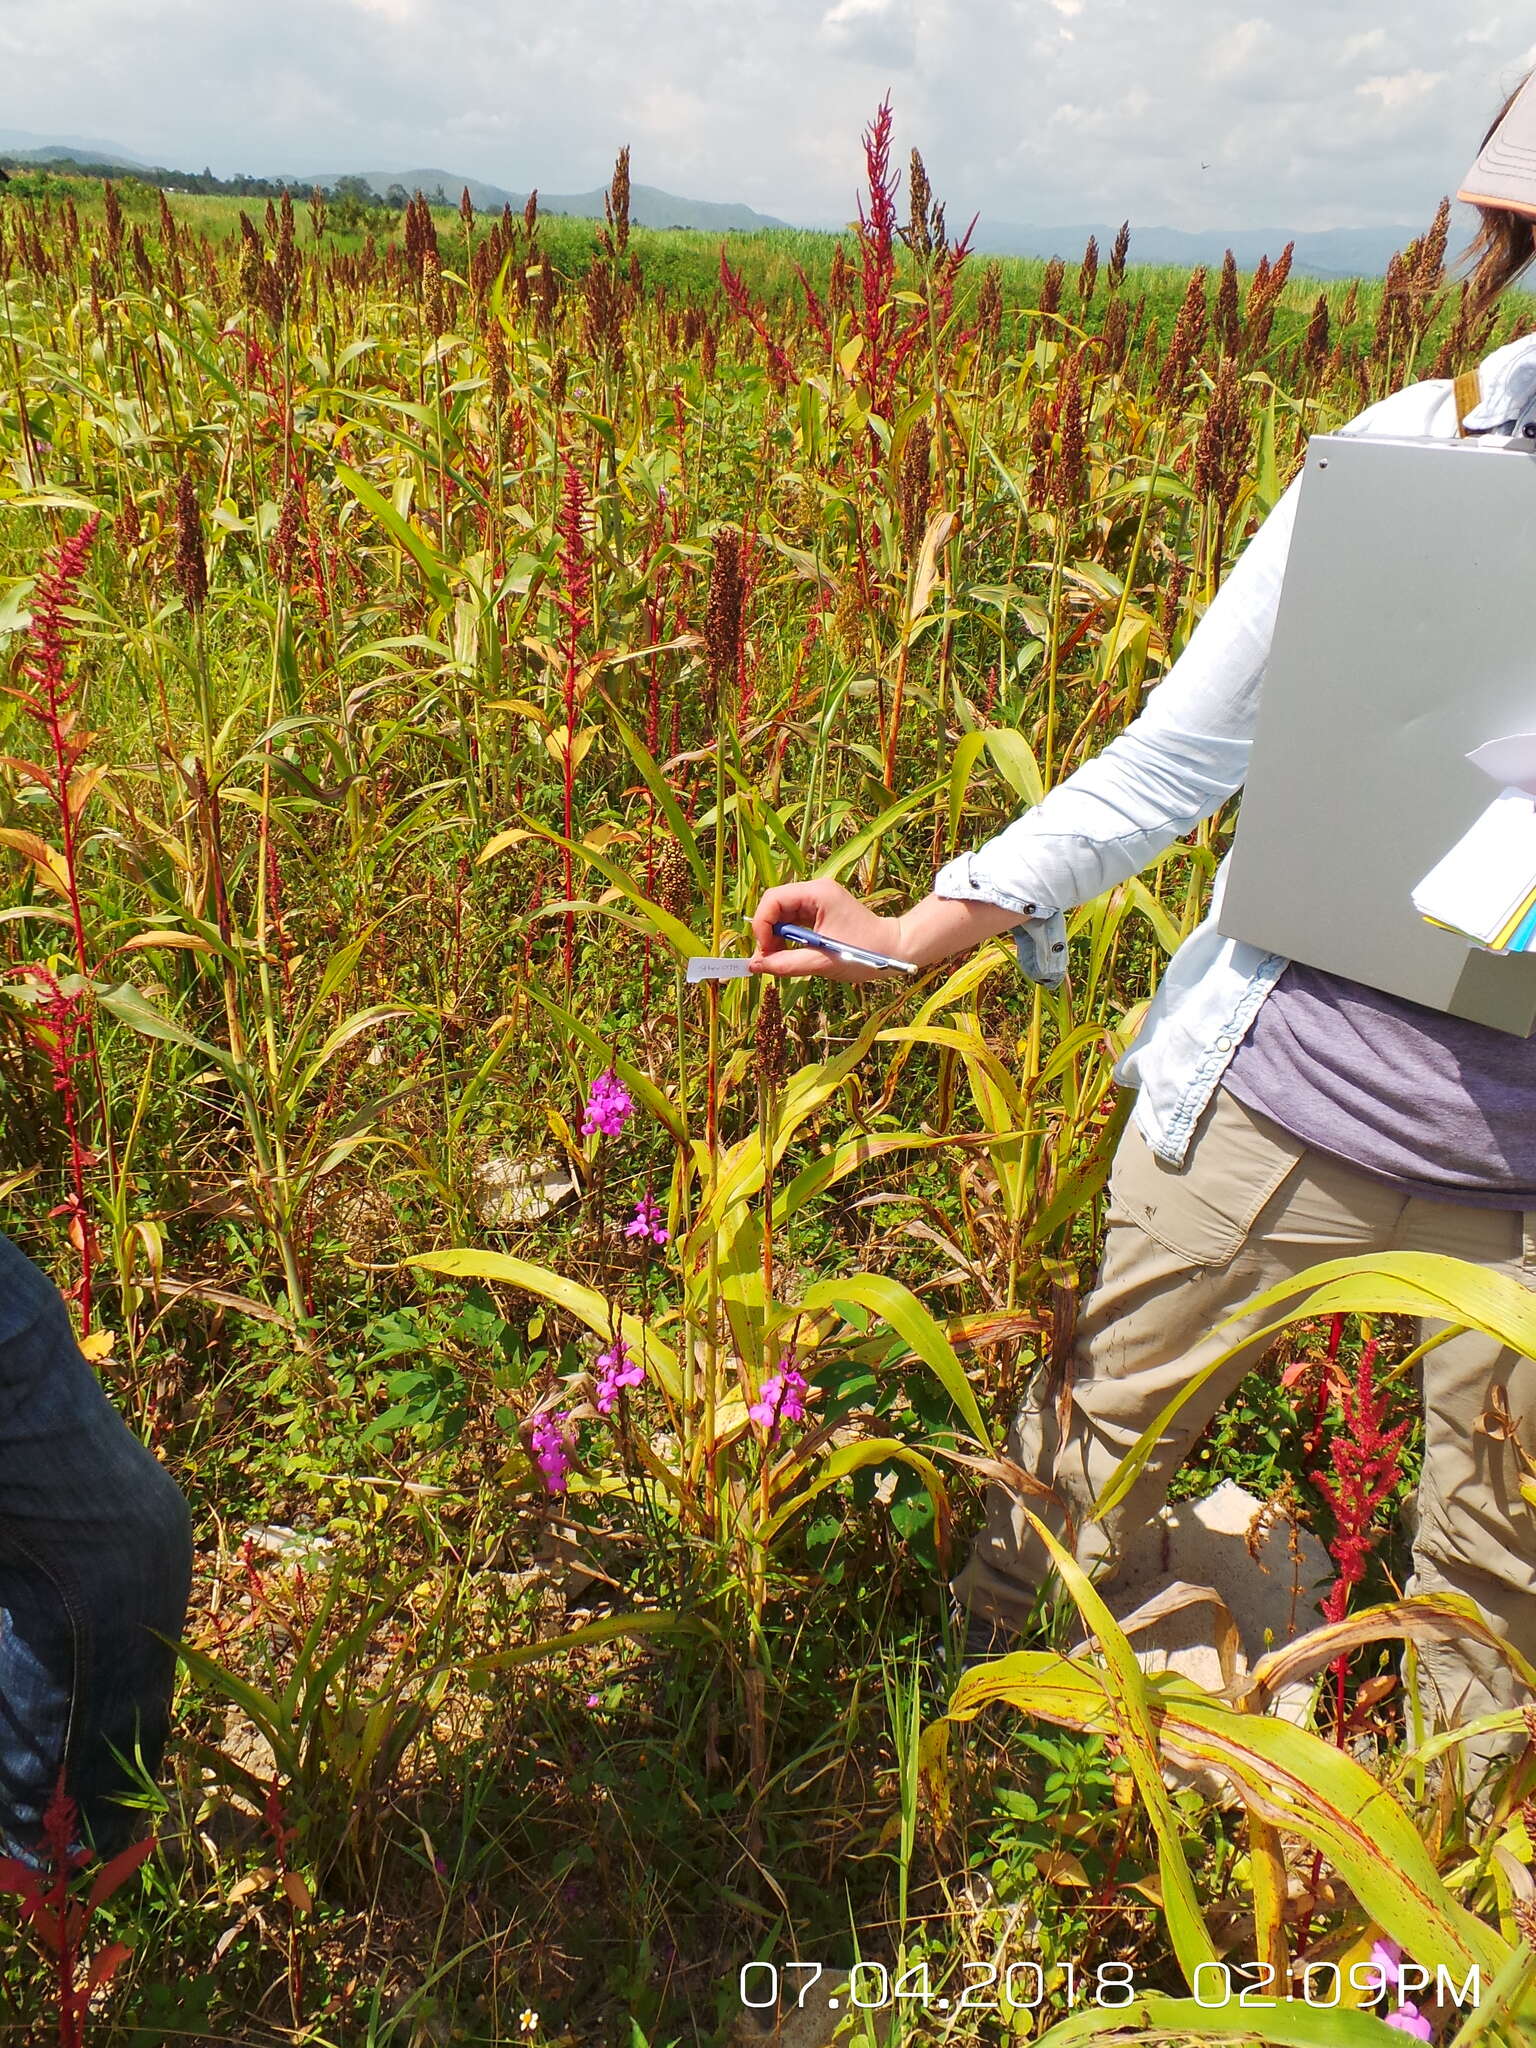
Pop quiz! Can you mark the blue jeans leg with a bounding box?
[0,1229,192,1859]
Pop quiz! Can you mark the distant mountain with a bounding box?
[0,127,146,167]
[964,216,1480,282]
[0,128,1462,277]
[303,169,790,233]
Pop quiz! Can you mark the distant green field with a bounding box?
[6,161,1528,345]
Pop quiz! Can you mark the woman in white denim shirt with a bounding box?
[750,74,1536,1785]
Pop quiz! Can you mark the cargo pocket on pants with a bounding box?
[1107,1086,1310,1269]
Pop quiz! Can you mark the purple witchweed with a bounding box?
[580,1065,635,1138]
[593,1337,645,1415]
[624,1194,668,1244]
[530,1409,575,1494]
[749,1360,809,1436]
[1371,1942,1435,2041]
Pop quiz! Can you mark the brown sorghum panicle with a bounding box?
[1302,293,1331,379]
[704,530,745,712]
[1193,356,1251,535]
[1107,220,1131,292]
[900,419,933,558]
[102,181,124,263]
[1158,559,1188,647]
[1100,295,1130,374]
[976,262,1003,345]
[756,980,788,1092]
[1215,250,1241,356]
[1155,266,1209,411]
[1077,234,1099,310]
[175,472,207,615]
[1052,350,1087,510]
[903,149,933,262]
[653,838,693,921]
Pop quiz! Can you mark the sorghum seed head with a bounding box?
[175,472,207,614]
[756,980,788,1091]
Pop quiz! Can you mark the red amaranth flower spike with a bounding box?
[1308,1335,1412,1738]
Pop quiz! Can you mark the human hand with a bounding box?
[747,878,908,983]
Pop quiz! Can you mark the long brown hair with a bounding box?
[1465,72,1536,303]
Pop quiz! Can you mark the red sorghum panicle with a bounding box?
[1155,266,1210,411]
[102,180,124,262]
[704,528,745,715]
[175,472,207,614]
[900,418,933,558]
[976,262,1004,345]
[1056,352,1088,509]
[1193,356,1252,543]
[1106,220,1131,291]
[1100,295,1131,374]
[755,980,788,1091]
[1302,292,1331,379]
[1077,234,1100,310]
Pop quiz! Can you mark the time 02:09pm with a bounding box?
[739,1959,1146,2015]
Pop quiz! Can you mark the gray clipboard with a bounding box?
[1216,431,1536,1035]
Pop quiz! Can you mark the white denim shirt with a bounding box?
[933,331,1536,1166]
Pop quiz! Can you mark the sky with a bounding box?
[2,0,1534,232]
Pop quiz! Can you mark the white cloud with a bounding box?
[1337,29,1388,64]
[4,0,1533,239]
[1203,18,1276,83]
[1357,69,1449,112]
[820,0,917,65]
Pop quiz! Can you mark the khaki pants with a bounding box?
[953,1083,1536,1759]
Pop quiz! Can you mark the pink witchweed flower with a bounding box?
[1384,2012,1434,2042]
[1371,1941,1436,2041]
[580,1066,634,1138]
[593,1337,645,1415]
[749,1359,809,1436]
[624,1194,668,1244]
[530,1409,575,1494]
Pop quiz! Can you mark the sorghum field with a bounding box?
[5,104,1536,2047]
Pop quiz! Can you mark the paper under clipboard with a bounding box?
[1413,736,1536,953]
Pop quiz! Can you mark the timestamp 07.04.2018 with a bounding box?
[738,1958,1485,2019]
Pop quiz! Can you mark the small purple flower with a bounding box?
[1372,1942,1435,2041]
[593,1336,645,1415]
[580,1065,634,1138]
[750,1359,809,1436]
[584,1692,601,1709]
[530,1409,575,1494]
[624,1194,668,1245]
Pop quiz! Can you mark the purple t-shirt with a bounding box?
[1220,961,1536,1209]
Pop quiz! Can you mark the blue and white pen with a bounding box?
[769,921,919,974]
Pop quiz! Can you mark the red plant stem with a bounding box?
[554,456,592,989]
